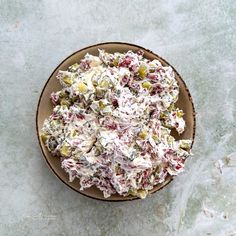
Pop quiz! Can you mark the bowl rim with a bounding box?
[36,41,196,201]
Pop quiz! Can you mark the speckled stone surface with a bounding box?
[0,0,236,235]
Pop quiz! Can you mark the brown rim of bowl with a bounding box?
[36,42,196,202]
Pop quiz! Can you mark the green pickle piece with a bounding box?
[168,103,175,111]
[176,110,184,118]
[41,133,49,144]
[137,189,148,199]
[128,189,137,196]
[179,140,191,150]
[59,91,68,99]
[162,123,173,129]
[142,81,152,90]
[138,65,147,79]
[160,112,167,119]
[112,58,119,67]
[99,100,106,109]
[99,80,109,89]
[138,130,148,139]
[60,98,71,107]
[128,189,148,199]
[167,136,174,144]
[51,119,61,128]
[62,76,73,86]
[95,88,104,98]
[60,144,71,156]
[77,82,88,93]
[71,130,79,137]
[152,134,159,142]
[69,63,79,72]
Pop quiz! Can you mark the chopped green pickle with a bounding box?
[142,81,152,90]
[69,63,79,71]
[99,100,106,109]
[138,65,147,79]
[77,82,87,93]
[71,130,79,137]
[62,76,73,86]
[137,190,148,199]
[61,105,68,110]
[95,88,103,97]
[41,133,49,144]
[128,189,137,196]
[179,140,191,150]
[152,134,159,142]
[59,91,68,99]
[51,120,61,127]
[60,145,71,156]
[112,58,119,67]
[168,103,175,111]
[99,80,109,89]
[160,112,167,119]
[163,123,173,129]
[60,98,71,107]
[167,136,174,144]
[176,110,184,118]
[139,130,148,139]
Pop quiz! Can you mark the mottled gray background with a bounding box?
[0,0,236,235]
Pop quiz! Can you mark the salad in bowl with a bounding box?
[37,43,195,201]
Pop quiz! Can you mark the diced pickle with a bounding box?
[99,100,106,109]
[71,96,78,103]
[95,145,103,155]
[71,130,79,137]
[61,105,68,110]
[41,133,49,144]
[77,82,87,93]
[51,120,61,127]
[160,112,167,119]
[59,91,69,99]
[167,136,174,144]
[128,189,137,196]
[138,65,147,79]
[168,103,175,111]
[99,80,109,89]
[69,63,79,72]
[176,110,184,118]
[112,58,119,67]
[139,130,148,139]
[60,145,71,156]
[160,127,170,135]
[62,76,73,86]
[142,81,152,90]
[162,123,173,129]
[152,134,159,142]
[149,68,156,73]
[96,88,104,98]
[60,98,71,107]
[137,189,148,199]
[179,140,191,150]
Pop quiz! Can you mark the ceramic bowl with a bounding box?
[36,42,196,201]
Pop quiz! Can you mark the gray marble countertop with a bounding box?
[1,0,236,235]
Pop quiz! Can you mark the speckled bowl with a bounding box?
[36,42,196,201]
